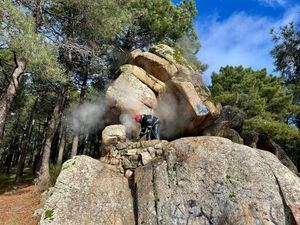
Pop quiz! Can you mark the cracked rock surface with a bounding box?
[39,137,300,225]
[39,156,135,225]
[135,136,300,225]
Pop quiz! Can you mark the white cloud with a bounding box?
[197,6,300,85]
[257,0,287,7]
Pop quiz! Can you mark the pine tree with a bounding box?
[211,66,299,143]
[0,0,64,144]
[270,21,300,128]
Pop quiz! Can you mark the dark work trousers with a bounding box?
[145,122,160,140]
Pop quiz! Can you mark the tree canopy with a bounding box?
[270,21,300,128]
[0,0,64,84]
[211,66,299,142]
[0,0,204,190]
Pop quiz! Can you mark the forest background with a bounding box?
[0,0,299,191]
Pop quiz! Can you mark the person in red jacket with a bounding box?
[135,114,160,140]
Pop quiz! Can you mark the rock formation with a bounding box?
[38,45,300,225]
[39,155,135,225]
[39,131,300,225]
[202,105,298,174]
[202,105,244,144]
[105,44,220,139]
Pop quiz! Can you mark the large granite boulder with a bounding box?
[135,137,300,224]
[128,49,178,81]
[241,130,259,148]
[257,137,298,174]
[105,44,220,138]
[39,156,135,225]
[106,67,157,115]
[202,121,230,137]
[102,124,126,146]
[215,105,244,131]
[150,44,211,98]
[202,105,244,144]
[39,137,300,225]
[120,64,166,94]
[149,44,194,71]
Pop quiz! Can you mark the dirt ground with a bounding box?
[0,180,41,225]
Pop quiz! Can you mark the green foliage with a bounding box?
[271,22,300,85]
[244,117,299,142]
[0,0,65,83]
[211,66,295,120]
[112,0,199,49]
[211,66,299,143]
[51,0,131,42]
[228,191,236,200]
[128,0,197,41]
[271,21,300,128]
[47,0,204,87]
[49,164,62,187]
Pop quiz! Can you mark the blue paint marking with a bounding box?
[196,103,208,115]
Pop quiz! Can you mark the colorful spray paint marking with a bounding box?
[196,103,208,116]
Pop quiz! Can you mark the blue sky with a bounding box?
[173,0,300,84]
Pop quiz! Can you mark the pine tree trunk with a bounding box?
[71,135,79,158]
[15,121,35,182]
[33,0,45,32]
[36,91,65,191]
[57,121,66,164]
[32,119,46,175]
[78,135,86,155]
[70,72,88,157]
[3,116,20,173]
[15,98,38,183]
[0,57,26,144]
[5,136,17,174]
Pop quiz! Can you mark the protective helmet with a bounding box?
[135,114,141,122]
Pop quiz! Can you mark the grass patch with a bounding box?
[44,209,54,220]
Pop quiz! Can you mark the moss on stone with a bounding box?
[228,191,236,200]
[154,44,192,69]
[173,50,189,67]
[62,159,76,171]
[44,209,54,220]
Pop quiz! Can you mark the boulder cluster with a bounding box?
[104,45,297,175]
[202,105,298,174]
[105,44,220,139]
[37,45,300,225]
[39,135,300,225]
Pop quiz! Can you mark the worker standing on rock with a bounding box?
[135,114,160,140]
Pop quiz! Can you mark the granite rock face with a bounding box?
[135,137,300,225]
[39,137,300,225]
[202,105,244,144]
[39,156,135,225]
[257,138,298,174]
[106,68,157,115]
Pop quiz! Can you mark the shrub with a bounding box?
[49,164,62,187]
